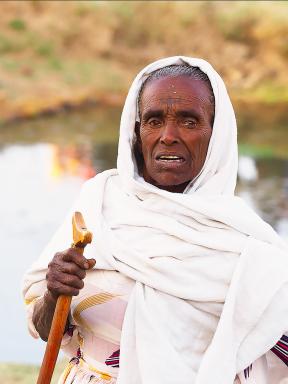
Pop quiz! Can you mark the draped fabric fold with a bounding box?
[23,56,288,383]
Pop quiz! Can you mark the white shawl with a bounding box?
[23,56,288,383]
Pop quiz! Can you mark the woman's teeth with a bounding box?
[159,155,183,161]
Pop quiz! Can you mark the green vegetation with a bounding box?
[0,1,287,121]
[9,18,27,31]
[0,360,66,384]
[238,144,275,159]
[35,41,54,57]
[236,84,288,104]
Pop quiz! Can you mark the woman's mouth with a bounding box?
[156,155,185,163]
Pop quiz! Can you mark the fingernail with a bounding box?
[84,262,89,269]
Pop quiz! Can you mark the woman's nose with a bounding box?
[160,122,179,145]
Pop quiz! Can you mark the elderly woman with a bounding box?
[23,57,288,384]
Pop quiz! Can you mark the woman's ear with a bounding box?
[134,121,142,154]
[133,121,144,173]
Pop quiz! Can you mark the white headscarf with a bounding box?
[117,56,238,197]
[23,56,288,383]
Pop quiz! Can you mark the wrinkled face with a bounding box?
[136,75,213,193]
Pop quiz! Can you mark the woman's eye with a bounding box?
[183,119,196,128]
[148,119,162,127]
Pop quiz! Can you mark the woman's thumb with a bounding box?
[87,258,96,269]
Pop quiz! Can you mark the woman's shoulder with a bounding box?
[78,169,118,198]
[83,169,118,188]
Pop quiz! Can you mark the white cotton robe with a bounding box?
[23,56,288,384]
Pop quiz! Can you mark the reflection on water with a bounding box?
[0,104,287,364]
[237,156,288,239]
[51,144,96,179]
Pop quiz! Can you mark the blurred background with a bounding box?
[0,1,287,382]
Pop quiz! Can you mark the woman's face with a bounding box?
[137,75,213,193]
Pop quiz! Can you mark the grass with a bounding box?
[0,360,66,384]
[238,144,275,159]
[9,18,27,31]
[235,84,288,104]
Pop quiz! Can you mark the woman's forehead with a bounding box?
[139,76,213,115]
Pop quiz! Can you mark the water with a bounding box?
[0,104,287,364]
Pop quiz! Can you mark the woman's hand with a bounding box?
[32,249,95,341]
[46,248,96,298]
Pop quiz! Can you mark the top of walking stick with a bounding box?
[72,211,93,248]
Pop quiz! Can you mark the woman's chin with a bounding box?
[153,178,191,193]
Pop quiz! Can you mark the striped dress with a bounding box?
[57,270,133,384]
[271,335,288,366]
[55,269,288,384]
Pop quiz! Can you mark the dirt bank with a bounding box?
[0,1,287,122]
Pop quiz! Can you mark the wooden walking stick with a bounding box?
[37,211,93,384]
